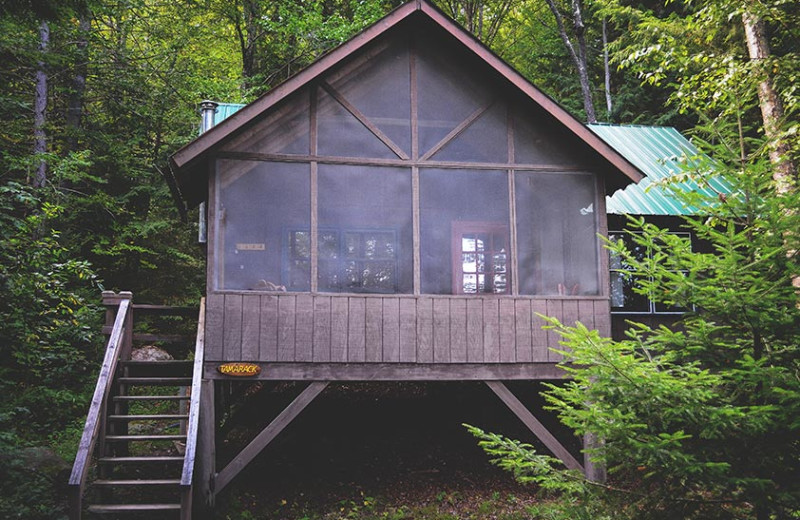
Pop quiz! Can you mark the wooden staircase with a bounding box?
[69,293,206,520]
[85,360,192,517]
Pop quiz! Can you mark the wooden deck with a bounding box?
[204,293,609,378]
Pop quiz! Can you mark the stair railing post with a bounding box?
[100,291,133,459]
[68,295,132,519]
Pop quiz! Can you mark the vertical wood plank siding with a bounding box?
[205,294,610,363]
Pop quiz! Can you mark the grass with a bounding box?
[219,488,541,520]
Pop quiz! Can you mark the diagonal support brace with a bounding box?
[215,381,329,494]
[485,381,583,472]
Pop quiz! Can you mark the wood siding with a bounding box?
[205,293,610,363]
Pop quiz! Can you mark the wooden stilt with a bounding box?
[214,381,329,494]
[194,379,216,518]
[583,432,606,482]
[485,381,584,472]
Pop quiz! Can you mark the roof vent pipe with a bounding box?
[198,100,218,244]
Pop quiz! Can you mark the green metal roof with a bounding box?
[214,103,245,127]
[591,124,730,215]
[204,106,725,216]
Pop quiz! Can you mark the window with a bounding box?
[285,230,311,291]
[452,222,509,294]
[320,229,398,293]
[285,228,399,293]
[318,164,412,294]
[609,231,691,314]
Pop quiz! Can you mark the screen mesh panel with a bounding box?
[318,164,413,293]
[328,40,411,156]
[420,168,509,294]
[515,172,598,295]
[217,160,311,291]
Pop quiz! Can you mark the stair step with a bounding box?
[117,377,192,385]
[108,414,189,421]
[87,503,181,513]
[98,456,184,464]
[93,479,181,486]
[105,435,186,441]
[113,395,190,401]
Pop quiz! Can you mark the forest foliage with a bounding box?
[0,0,797,518]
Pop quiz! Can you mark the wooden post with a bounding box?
[101,291,134,359]
[194,379,216,517]
[101,291,133,458]
[583,433,606,482]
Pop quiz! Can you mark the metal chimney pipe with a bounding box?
[200,100,218,133]
[198,101,218,244]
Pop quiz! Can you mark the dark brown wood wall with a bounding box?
[205,293,609,364]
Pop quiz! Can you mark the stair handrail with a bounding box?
[180,297,206,516]
[68,297,131,519]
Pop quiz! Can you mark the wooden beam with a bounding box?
[420,100,494,161]
[181,298,205,494]
[484,381,583,472]
[203,362,568,381]
[214,381,329,494]
[213,150,591,173]
[69,297,131,519]
[320,81,409,160]
[193,379,216,516]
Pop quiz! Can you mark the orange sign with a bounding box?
[217,362,262,377]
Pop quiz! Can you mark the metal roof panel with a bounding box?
[591,124,731,215]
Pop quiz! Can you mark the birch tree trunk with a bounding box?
[602,18,612,120]
[742,10,800,296]
[543,0,597,123]
[742,10,797,194]
[33,20,49,188]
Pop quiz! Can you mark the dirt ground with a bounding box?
[214,381,580,519]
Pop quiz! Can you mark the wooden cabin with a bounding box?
[69,1,649,518]
[169,0,646,503]
[171,2,642,375]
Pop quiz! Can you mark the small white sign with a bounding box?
[236,243,266,251]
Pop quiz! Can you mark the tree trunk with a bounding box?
[742,10,800,296]
[240,0,261,93]
[571,0,596,123]
[543,0,597,123]
[602,18,612,120]
[66,14,90,153]
[33,20,49,188]
[742,10,797,194]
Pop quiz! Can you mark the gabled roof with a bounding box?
[169,0,644,208]
[593,124,732,215]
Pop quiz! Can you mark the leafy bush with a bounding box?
[0,182,102,518]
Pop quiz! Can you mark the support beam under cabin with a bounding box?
[485,380,584,473]
[214,381,329,494]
